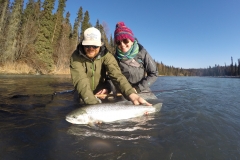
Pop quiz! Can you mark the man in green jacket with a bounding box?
[70,27,151,105]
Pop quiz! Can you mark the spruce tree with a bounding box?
[35,0,55,73]
[231,57,233,76]
[55,11,72,71]
[109,34,115,54]
[95,19,100,30]
[51,0,66,47]
[80,10,91,41]
[71,6,82,47]
[237,59,240,76]
[52,0,67,69]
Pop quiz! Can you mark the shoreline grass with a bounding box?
[0,62,70,75]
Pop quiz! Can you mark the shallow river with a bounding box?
[0,75,239,160]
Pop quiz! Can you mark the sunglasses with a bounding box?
[116,39,130,46]
[84,45,99,49]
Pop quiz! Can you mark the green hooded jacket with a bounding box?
[70,43,135,104]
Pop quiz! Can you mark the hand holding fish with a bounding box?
[129,93,152,106]
[95,89,109,99]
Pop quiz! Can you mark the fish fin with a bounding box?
[88,119,103,128]
[88,116,97,128]
[153,103,163,112]
[88,122,98,128]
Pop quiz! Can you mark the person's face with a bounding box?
[116,39,133,53]
[83,45,100,59]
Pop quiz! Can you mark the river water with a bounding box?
[0,75,239,160]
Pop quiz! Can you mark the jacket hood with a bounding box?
[77,42,109,61]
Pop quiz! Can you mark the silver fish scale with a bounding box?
[83,103,156,114]
[81,103,157,122]
[66,102,162,124]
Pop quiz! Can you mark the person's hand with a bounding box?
[95,89,108,99]
[128,93,152,106]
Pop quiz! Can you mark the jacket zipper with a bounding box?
[92,61,95,89]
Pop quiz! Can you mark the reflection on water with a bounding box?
[68,126,152,141]
[0,75,240,159]
[67,115,156,141]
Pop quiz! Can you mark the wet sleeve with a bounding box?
[70,51,99,104]
[103,53,135,97]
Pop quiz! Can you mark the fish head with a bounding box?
[65,108,90,124]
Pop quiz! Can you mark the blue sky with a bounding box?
[62,0,240,69]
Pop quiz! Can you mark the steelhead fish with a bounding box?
[65,102,162,125]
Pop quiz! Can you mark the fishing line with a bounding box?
[53,89,74,95]
[10,88,200,100]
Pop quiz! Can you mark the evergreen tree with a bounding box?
[34,0,41,19]
[80,10,91,41]
[109,34,115,54]
[234,63,237,76]
[54,11,72,71]
[238,59,240,76]
[71,6,82,46]
[95,19,100,30]
[65,12,73,40]
[51,0,66,47]
[35,0,55,73]
[52,0,67,69]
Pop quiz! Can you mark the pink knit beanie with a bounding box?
[114,22,134,43]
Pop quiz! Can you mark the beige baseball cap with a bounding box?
[82,27,102,46]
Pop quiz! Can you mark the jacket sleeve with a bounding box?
[137,49,158,92]
[103,53,135,98]
[70,51,99,104]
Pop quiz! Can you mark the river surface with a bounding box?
[0,75,239,160]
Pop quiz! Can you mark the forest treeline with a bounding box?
[158,57,240,77]
[0,0,239,77]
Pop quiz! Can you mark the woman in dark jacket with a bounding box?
[114,22,158,94]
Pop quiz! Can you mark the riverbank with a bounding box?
[0,62,70,75]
